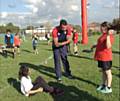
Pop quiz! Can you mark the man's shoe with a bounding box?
[67,75,74,79]
[57,78,62,83]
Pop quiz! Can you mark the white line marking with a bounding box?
[40,54,53,65]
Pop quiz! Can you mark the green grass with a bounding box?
[0,34,119,101]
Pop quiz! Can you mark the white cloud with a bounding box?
[25,4,34,9]
[103,1,115,8]
[24,0,42,4]
[71,5,79,11]
[18,16,25,19]
[0,12,8,18]
[25,4,38,13]
[33,7,38,13]
[42,1,46,6]
[0,0,119,26]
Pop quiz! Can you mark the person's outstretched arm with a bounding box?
[91,44,97,51]
[27,87,43,96]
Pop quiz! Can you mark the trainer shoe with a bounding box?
[96,85,106,91]
[64,73,74,79]
[100,87,112,94]
[57,78,62,83]
[75,53,78,56]
[67,75,74,79]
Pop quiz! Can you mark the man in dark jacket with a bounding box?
[52,19,73,82]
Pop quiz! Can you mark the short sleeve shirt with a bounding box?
[94,33,114,61]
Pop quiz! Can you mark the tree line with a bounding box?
[0,18,119,34]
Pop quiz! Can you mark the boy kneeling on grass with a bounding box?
[19,65,64,97]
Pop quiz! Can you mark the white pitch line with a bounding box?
[40,54,53,65]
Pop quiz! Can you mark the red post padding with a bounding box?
[81,0,88,44]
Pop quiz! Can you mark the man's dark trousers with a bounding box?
[53,45,71,79]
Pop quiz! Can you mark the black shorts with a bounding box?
[47,38,50,41]
[15,45,20,48]
[98,61,112,70]
[6,45,14,48]
[33,46,37,50]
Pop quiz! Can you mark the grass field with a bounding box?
[0,34,119,101]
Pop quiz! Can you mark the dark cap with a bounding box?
[60,19,67,26]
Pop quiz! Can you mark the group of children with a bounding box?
[5,29,40,56]
[4,29,21,55]
[3,20,114,97]
[29,21,114,94]
[31,26,80,56]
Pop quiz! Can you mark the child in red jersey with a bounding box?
[14,33,21,55]
[91,22,114,94]
[72,28,79,55]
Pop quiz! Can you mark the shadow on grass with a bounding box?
[49,82,102,101]
[82,49,93,53]
[19,63,97,87]
[74,76,97,87]
[112,66,120,70]
[7,78,21,94]
[0,52,7,58]
[0,51,14,58]
[45,49,52,51]
[19,63,56,79]
[69,54,93,60]
[22,49,32,53]
[112,51,120,55]
[113,73,120,78]
[112,66,120,78]
[40,42,48,46]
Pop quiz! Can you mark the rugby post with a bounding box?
[81,0,88,44]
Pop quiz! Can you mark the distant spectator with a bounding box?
[32,34,39,54]
[45,32,51,45]
[72,28,79,55]
[4,29,14,48]
[14,33,21,55]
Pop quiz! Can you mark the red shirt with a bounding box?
[52,26,72,38]
[73,32,79,44]
[94,33,114,61]
[14,36,21,46]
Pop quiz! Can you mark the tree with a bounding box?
[88,29,93,36]
[72,25,82,33]
[44,21,52,32]
[0,23,20,33]
[112,18,120,33]
[26,25,34,30]
[0,25,6,33]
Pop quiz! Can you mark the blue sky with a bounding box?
[0,0,119,27]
